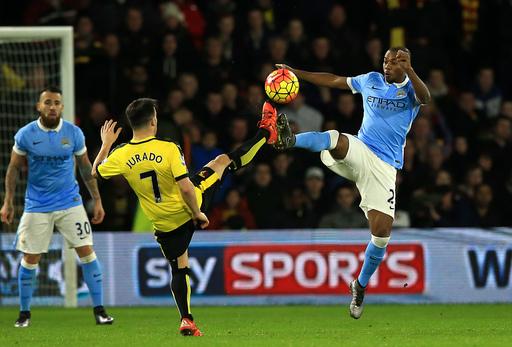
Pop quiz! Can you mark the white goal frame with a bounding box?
[0,26,77,307]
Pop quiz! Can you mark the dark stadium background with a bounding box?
[2,0,511,230]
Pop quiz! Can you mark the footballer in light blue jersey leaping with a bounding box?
[0,86,114,327]
[274,47,431,319]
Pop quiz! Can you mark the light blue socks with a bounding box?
[294,130,339,152]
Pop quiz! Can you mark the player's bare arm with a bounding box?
[91,119,122,178]
[275,64,350,90]
[77,152,105,224]
[1,151,26,224]
[177,178,209,229]
[396,50,431,104]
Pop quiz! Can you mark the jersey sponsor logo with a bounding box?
[32,155,69,165]
[126,152,163,169]
[224,244,425,295]
[367,95,407,110]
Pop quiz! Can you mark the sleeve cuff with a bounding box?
[175,173,189,181]
[74,146,87,156]
[346,77,357,94]
[12,145,26,156]
[96,166,107,180]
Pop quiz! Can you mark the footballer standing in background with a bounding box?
[0,86,114,327]
[275,48,430,319]
[91,98,278,336]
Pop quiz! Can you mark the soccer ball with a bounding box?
[264,68,300,104]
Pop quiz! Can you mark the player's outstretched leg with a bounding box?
[227,100,277,172]
[274,113,339,152]
[77,247,114,325]
[15,255,39,328]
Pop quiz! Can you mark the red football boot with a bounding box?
[258,101,278,144]
[179,318,203,336]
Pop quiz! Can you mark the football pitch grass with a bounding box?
[1,304,511,346]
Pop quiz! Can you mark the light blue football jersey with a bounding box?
[347,72,421,169]
[13,118,86,212]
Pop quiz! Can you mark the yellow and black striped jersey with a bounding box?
[97,136,200,231]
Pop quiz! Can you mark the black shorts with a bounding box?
[155,219,195,260]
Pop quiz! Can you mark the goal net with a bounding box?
[0,27,77,307]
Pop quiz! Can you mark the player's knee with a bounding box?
[75,245,94,259]
[207,154,230,177]
[22,254,41,266]
[370,224,392,238]
[330,134,349,160]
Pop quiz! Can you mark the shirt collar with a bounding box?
[393,75,409,88]
[130,135,156,144]
[37,118,63,132]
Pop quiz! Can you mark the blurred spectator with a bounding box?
[449,91,483,145]
[151,33,189,93]
[358,36,382,73]
[119,7,153,66]
[281,94,324,132]
[267,36,289,64]
[191,129,223,172]
[80,100,109,154]
[303,167,328,224]
[221,82,242,114]
[216,13,236,61]
[322,4,360,72]
[198,36,235,91]
[239,7,271,79]
[279,187,316,228]
[501,100,512,119]
[472,184,502,227]
[208,188,257,230]
[178,72,201,114]
[474,67,502,119]
[225,117,249,150]
[285,18,309,66]
[246,163,280,228]
[92,33,127,115]
[329,93,361,134]
[318,185,367,228]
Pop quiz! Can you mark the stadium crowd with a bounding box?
[6,0,512,230]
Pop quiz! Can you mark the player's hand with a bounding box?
[192,212,209,229]
[101,119,122,147]
[275,63,293,72]
[0,201,14,224]
[91,200,105,224]
[396,50,412,73]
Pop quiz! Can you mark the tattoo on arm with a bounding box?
[78,156,101,201]
[4,163,20,202]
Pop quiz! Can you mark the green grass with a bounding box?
[1,305,511,346]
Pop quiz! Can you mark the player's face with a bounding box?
[37,91,63,128]
[383,51,405,83]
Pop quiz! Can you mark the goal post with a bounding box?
[0,26,77,307]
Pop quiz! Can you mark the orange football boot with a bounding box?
[179,318,203,336]
[258,101,278,144]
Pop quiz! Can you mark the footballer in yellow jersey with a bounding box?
[92,98,278,336]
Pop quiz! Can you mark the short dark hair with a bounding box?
[388,46,411,57]
[125,98,158,130]
[39,86,62,97]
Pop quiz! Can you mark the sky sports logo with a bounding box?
[136,243,425,296]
